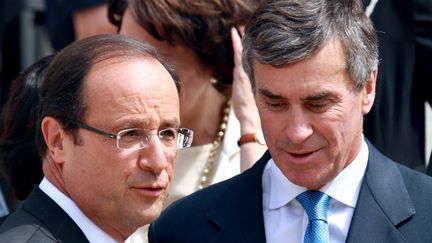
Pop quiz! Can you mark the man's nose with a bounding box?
[138,135,171,174]
[284,108,313,145]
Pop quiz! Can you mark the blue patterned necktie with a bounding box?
[297,191,330,243]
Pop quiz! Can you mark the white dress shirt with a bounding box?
[262,139,369,243]
[39,178,117,243]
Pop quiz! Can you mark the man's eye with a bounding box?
[123,130,141,137]
[307,102,330,112]
[119,129,146,145]
[265,101,285,111]
[159,128,177,140]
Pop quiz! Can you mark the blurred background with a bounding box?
[0,0,118,104]
[0,0,117,214]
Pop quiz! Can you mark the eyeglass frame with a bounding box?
[62,117,193,150]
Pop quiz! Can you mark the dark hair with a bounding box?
[243,0,379,91]
[35,34,180,158]
[0,55,54,200]
[107,0,128,28]
[109,0,259,92]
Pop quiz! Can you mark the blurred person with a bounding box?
[45,0,117,50]
[0,55,53,214]
[148,0,432,242]
[0,0,116,106]
[0,0,116,216]
[0,34,193,242]
[0,0,39,105]
[362,0,432,173]
[110,0,266,208]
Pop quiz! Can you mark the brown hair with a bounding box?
[111,0,260,92]
[0,55,53,199]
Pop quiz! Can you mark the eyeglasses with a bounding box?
[64,118,193,150]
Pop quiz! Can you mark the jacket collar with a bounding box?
[206,151,271,243]
[22,187,90,242]
[346,141,415,242]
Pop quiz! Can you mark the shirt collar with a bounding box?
[263,138,369,210]
[39,178,117,243]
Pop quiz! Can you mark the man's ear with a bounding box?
[41,117,66,164]
[361,68,377,115]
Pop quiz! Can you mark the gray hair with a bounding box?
[242,0,378,91]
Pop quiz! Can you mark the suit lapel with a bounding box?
[346,142,414,242]
[206,151,271,243]
[22,187,89,242]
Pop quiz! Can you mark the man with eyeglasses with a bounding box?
[0,34,193,242]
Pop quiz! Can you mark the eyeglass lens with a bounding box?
[117,128,193,150]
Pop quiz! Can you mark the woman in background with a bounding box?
[0,55,53,212]
[108,1,266,242]
[109,0,266,206]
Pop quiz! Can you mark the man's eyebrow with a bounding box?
[162,117,180,128]
[304,91,336,101]
[258,88,338,101]
[118,117,180,129]
[258,87,284,99]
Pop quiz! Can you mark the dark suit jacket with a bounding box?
[362,0,432,172]
[428,150,432,175]
[0,187,89,242]
[149,143,432,242]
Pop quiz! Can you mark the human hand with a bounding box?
[230,27,261,134]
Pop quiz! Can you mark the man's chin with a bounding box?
[138,200,165,224]
[285,169,332,190]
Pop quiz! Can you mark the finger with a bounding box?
[231,27,243,65]
[238,25,245,37]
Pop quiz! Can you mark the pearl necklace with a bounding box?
[197,100,231,190]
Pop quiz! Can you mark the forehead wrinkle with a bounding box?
[85,84,176,125]
[83,57,179,128]
[118,95,180,125]
[116,95,162,117]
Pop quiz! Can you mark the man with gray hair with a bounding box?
[148,0,432,242]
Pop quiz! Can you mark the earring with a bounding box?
[210,77,218,84]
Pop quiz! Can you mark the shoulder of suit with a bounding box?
[397,162,432,188]
[0,209,57,242]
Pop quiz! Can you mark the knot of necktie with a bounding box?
[297,190,330,222]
